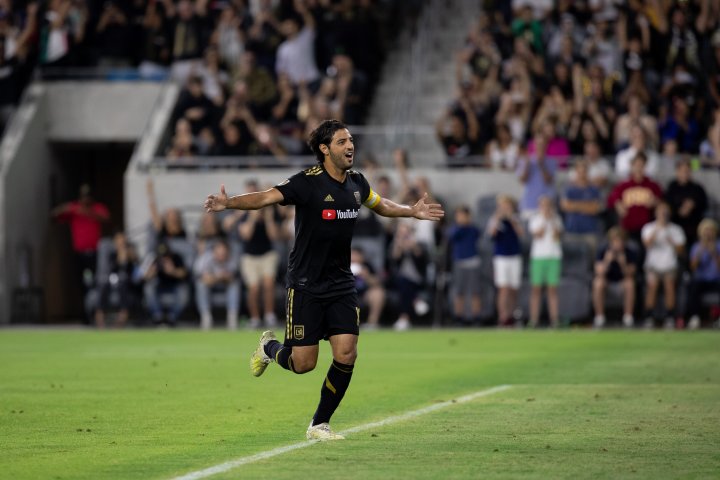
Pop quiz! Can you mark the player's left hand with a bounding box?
[412,193,444,221]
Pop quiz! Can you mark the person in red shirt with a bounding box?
[608,153,663,243]
[52,184,110,304]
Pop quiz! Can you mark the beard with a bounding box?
[329,149,353,171]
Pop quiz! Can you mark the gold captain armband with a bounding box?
[363,189,382,209]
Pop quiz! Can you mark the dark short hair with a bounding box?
[307,119,348,163]
[632,151,647,164]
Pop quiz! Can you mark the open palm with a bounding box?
[204,184,229,213]
[413,193,444,221]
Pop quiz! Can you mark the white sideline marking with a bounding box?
[170,384,512,480]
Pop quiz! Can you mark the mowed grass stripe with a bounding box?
[171,385,512,480]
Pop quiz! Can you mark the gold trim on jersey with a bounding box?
[363,188,382,209]
[304,166,323,176]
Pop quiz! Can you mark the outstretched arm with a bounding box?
[204,184,284,212]
[372,193,444,221]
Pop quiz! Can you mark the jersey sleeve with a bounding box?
[358,173,382,209]
[274,172,311,206]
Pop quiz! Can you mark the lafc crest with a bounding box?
[293,325,304,340]
[354,191,361,204]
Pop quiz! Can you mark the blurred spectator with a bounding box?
[700,107,720,165]
[487,123,520,170]
[235,51,277,118]
[615,124,660,178]
[0,1,37,130]
[517,134,557,218]
[614,94,658,150]
[593,227,638,329]
[448,205,482,326]
[275,0,318,86]
[568,140,611,189]
[528,196,563,328]
[195,212,224,255]
[608,153,663,243]
[561,160,603,256]
[94,232,139,329]
[641,202,685,329]
[436,100,479,159]
[165,0,210,66]
[390,223,429,331]
[194,239,240,330]
[665,158,707,247]
[172,75,217,135]
[226,180,279,329]
[488,195,523,327]
[146,179,187,249]
[660,96,700,153]
[40,0,87,67]
[142,241,189,325]
[51,184,110,302]
[95,1,133,65]
[685,219,720,330]
[351,247,385,330]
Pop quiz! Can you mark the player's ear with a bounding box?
[320,144,329,155]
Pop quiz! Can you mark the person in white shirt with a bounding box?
[641,202,685,329]
[528,196,563,327]
[615,124,660,179]
[275,1,320,86]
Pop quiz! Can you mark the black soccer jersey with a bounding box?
[274,165,381,298]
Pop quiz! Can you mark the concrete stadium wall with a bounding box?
[0,84,54,323]
[45,82,165,143]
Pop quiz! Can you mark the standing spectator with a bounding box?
[581,140,611,189]
[592,227,639,329]
[275,0,319,86]
[448,205,482,326]
[659,96,700,154]
[350,247,385,330]
[165,0,210,66]
[172,75,216,135]
[641,202,685,329]
[390,223,430,331]
[615,124,660,179]
[488,195,524,327]
[194,240,240,330]
[231,180,280,329]
[94,232,139,329]
[95,0,133,65]
[561,160,603,255]
[146,181,187,256]
[436,103,479,159]
[528,196,563,328]
[487,123,520,170]
[142,241,189,326]
[517,134,557,219]
[608,153,663,244]
[614,94,658,150]
[665,158,707,248]
[685,219,720,330]
[51,184,110,303]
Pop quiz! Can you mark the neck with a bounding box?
[323,160,347,182]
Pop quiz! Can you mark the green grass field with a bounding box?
[1,329,719,479]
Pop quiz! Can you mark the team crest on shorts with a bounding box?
[293,325,305,340]
[354,191,361,204]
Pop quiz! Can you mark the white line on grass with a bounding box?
[170,384,512,480]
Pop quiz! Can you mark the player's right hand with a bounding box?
[205,184,229,212]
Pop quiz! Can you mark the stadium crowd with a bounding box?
[40,0,720,329]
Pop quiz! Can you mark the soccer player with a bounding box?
[204,120,444,440]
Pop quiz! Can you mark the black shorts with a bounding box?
[283,288,360,346]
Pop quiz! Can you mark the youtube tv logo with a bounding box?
[322,209,337,220]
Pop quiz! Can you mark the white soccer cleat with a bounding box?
[249,330,276,377]
[306,422,345,441]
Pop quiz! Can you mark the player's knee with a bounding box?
[292,357,317,374]
[335,348,357,365]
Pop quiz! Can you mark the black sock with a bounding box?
[312,360,354,426]
[264,340,297,373]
